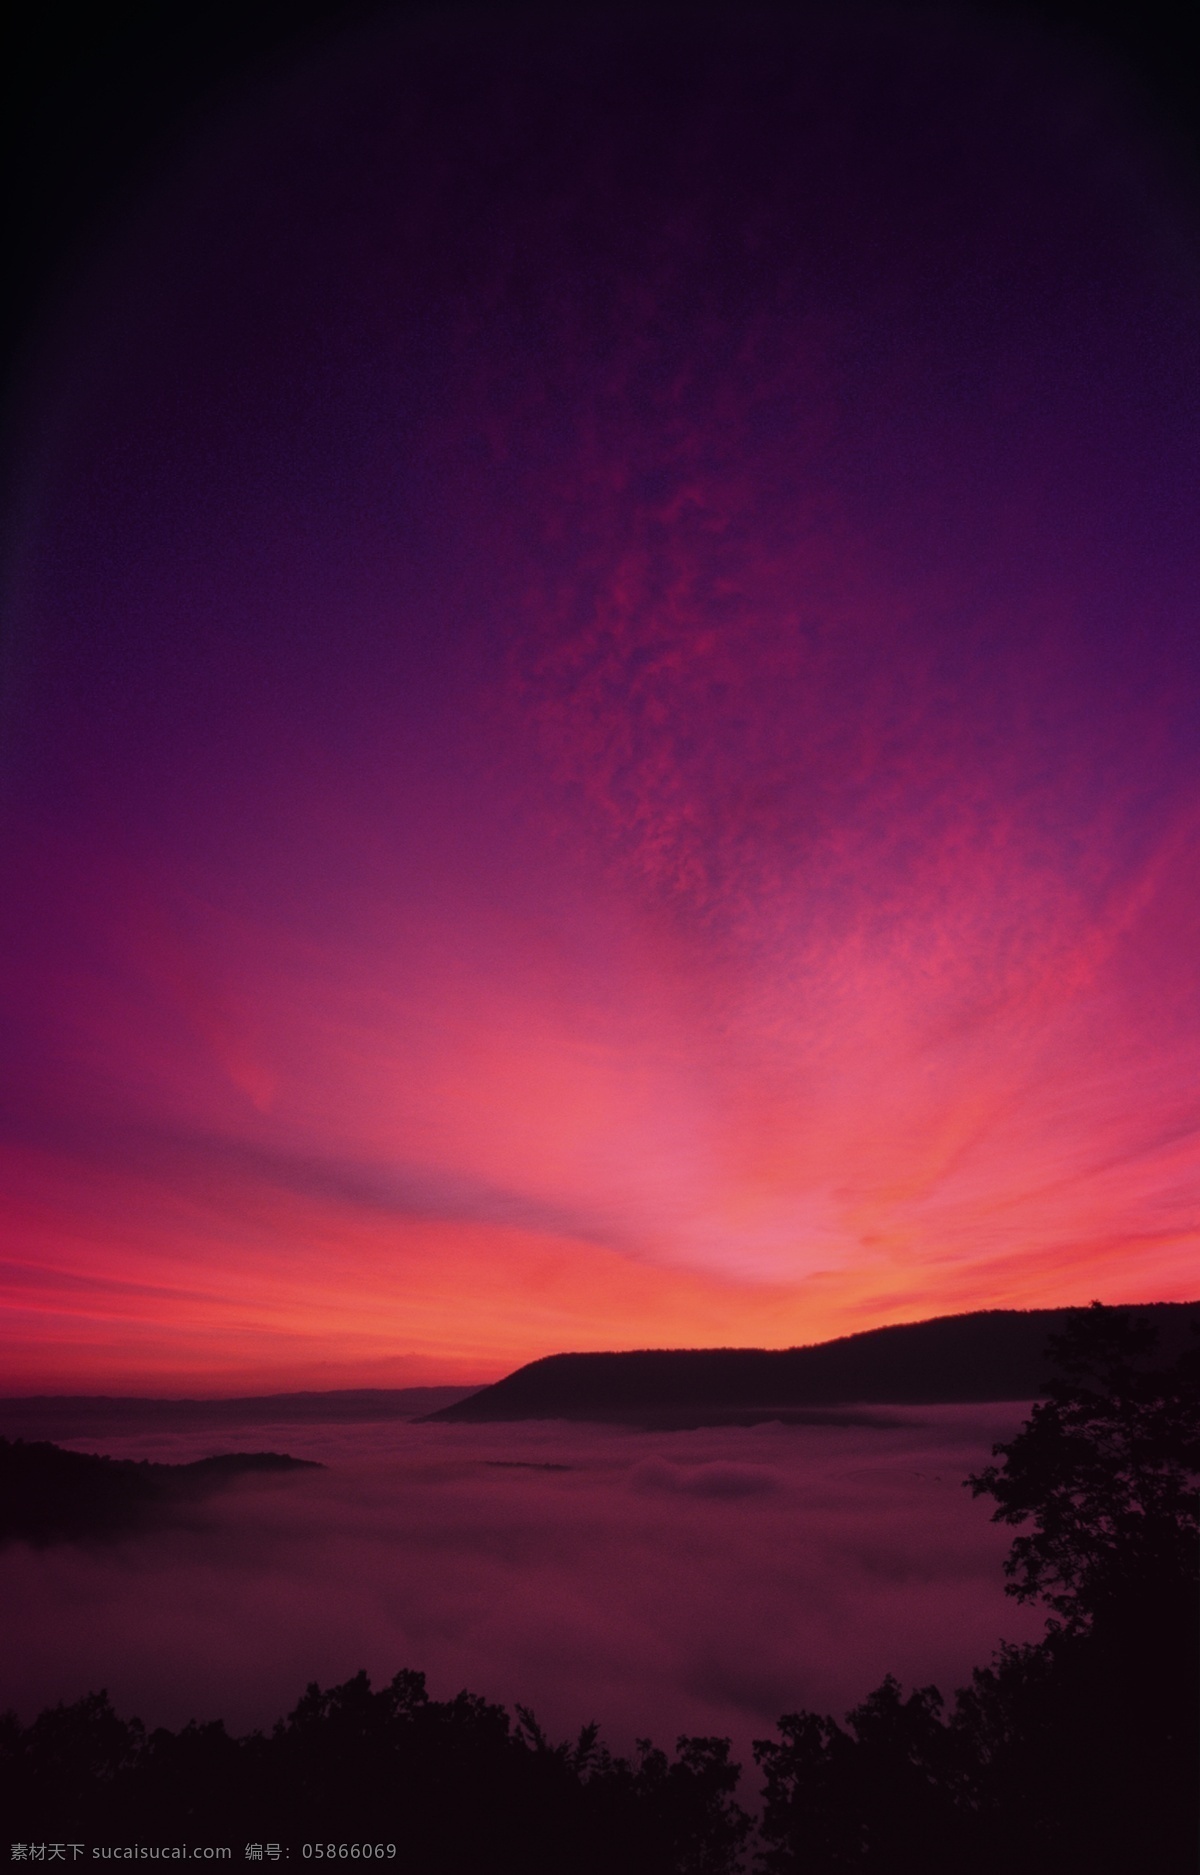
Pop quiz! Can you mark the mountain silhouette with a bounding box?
[4,1305,1196,1866]
[427,1303,1200,1426]
[0,1386,476,1443]
[0,1438,321,1545]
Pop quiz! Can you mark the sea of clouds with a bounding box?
[0,1408,1044,1769]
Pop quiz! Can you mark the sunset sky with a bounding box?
[3,5,1199,1392]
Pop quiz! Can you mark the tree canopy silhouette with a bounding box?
[6,1306,1196,1872]
[1,1668,750,1874]
[967,1299,1200,1631]
[755,1303,1200,1874]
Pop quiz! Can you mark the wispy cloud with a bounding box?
[3,5,1198,1386]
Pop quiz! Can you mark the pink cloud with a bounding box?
[2,6,1198,1387]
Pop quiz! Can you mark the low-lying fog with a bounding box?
[1,1407,1044,1766]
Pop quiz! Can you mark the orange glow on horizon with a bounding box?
[4,11,1199,1393]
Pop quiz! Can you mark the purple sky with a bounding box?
[3,5,1199,1390]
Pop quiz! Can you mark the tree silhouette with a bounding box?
[754,1677,971,1872]
[1,1668,751,1873]
[962,1302,1200,1873]
[755,1304,1200,1874]
[5,1306,1196,1871]
[967,1299,1200,1631]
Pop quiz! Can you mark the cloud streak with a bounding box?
[2,6,1198,1387]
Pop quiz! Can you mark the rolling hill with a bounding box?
[0,1438,321,1545]
[427,1303,1200,1427]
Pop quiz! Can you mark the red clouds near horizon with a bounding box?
[2,8,1199,1391]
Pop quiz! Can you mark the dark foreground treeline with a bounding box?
[3,1307,1196,1874]
[0,1673,750,1874]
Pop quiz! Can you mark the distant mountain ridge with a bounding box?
[0,1439,321,1545]
[0,1386,477,1442]
[428,1304,1200,1426]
